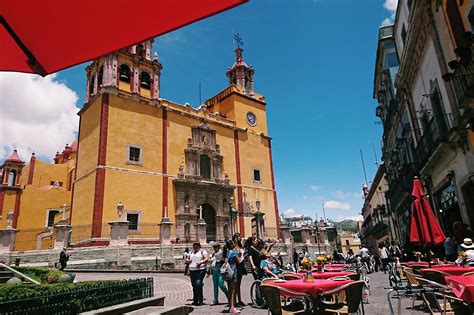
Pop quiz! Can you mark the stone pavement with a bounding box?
[75,271,427,314]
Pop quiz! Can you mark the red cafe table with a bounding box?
[325,263,350,267]
[421,266,474,276]
[297,271,354,280]
[271,278,353,298]
[445,275,474,303]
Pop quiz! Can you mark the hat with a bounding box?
[461,238,474,250]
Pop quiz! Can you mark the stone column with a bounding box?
[0,210,17,253]
[0,228,17,253]
[280,223,291,244]
[300,227,313,245]
[53,220,71,250]
[195,219,207,244]
[159,217,173,245]
[108,221,130,246]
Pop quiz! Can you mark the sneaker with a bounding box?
[229,307,241,313]
[235,302,245,307]
[211,300,219,305]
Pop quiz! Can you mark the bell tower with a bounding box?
[85,40,163,102]
[1,150,24,188]
[226,46,255,95]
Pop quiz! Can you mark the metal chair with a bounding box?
[259,284,310,315]
[422,269,450,286]
[415,277,470,315]
[318,280,365,315]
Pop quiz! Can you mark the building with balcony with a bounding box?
[371,0,474,245]
[360,164,394,253]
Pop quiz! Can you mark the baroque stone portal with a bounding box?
[174,121,235,242]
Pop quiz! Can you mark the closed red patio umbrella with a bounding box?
[409,178,446,246]
[0,0,247,76]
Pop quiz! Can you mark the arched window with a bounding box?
[89,74,95,96]
[119,64,131,83]
[7,170,16,187]
[200,155,211,179]
[140,71,151,89]
[98,66,104,87]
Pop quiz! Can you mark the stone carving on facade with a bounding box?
[6,210,14,228]
[173,123,235,242]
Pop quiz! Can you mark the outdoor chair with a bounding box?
[422,269,450,285]
[401,268,424,310]
[346,273,360,281]
[410,265,426,275]
[415,277,455,315]
[318,280,365,315]
[461,271,474,276]
[259,284,310,315]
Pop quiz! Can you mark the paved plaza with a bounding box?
[75,271,424,314]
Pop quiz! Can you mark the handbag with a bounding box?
[219,261,234,281]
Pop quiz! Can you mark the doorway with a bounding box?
[198,203,216,241]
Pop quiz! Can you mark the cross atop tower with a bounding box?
[233,33,243,49]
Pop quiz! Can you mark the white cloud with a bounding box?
[324,200,351,211]
[383,0,398,12]
[381,18,393,27]
[283,208,304,218]
[334,214,363,222]
[0,73,79,162]
[333,189,361,199]
[381,0,398,26]
[310,185,320,191]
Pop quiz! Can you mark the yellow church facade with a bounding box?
[0,40,281,250]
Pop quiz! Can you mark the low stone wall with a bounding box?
[0,242,334,271]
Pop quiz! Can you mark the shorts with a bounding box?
[228,268,238,283]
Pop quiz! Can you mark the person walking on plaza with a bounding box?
[59,247,69,271]
[223,239,240,313]
[186,243,208,306]
[292,248,299,271]
[232,233,246,307]
[379,243,390,273]
[183,247,190,276]
[208,242,228,305]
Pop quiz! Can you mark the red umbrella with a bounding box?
[1,0,247,76]
[409,178,446,246]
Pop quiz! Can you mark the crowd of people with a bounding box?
[180,222,474,313]
[182,233,283,313]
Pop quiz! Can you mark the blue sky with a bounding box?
[1,0,397,222]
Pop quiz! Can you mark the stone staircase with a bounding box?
[0,263,39,284]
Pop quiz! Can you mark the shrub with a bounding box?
[13,267,66,284]
[0,278,153,314]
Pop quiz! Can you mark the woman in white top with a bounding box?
[185,242,209,306]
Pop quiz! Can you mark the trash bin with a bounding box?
[15,258,20,266]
